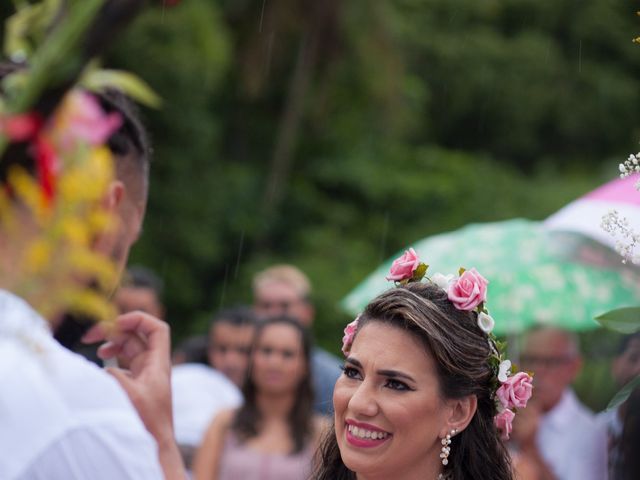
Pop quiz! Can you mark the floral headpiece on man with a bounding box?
[341,248,533,440]
[0,0,170,325]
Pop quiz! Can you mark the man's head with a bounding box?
[92,89,150,277]
[520,326,582,412]
[252,264,314,327]
[114,265,164,319]
[612,333,640,388]
[0,62,151,287]
[208,306,257,387]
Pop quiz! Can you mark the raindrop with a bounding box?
[259,0,268,33]
[378,211,390,262]
[233,230,245,280]
[218,263,230,308]
[578,40,582,74]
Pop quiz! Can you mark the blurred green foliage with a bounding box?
[3,0,638,409]
[105,0,640,347]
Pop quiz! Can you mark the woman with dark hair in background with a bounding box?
[193,316,328,480]
[314,249,531,480]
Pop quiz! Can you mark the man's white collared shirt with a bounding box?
[537,388,608,480]
[0,290,163,480]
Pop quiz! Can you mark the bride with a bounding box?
[313,249,532,480]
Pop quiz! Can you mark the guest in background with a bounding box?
[114,265,165,319]
[193,316,327,480]
[172,334,210,365]
[208,306,257,388]
[511,327,606,480]
[597,332,640,479]
[252,265,341,415]
[619,387,640,480]
[172,359,242,471]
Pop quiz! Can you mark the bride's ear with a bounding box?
[441,395,477,437]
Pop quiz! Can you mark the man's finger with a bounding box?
[112,311,171,361]
[80,323,109,344]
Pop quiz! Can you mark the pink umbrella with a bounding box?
[545,175,640,254]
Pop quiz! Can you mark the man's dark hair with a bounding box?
[121,265,163,297]
[210,306,257,329]
[173,334,209,365]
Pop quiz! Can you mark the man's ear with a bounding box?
[440,395,478,438]
[103,180,125,213]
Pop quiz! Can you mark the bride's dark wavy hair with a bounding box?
[312,282,513,480]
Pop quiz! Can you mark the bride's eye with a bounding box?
[385,379,411,391]
[341,365,362,380]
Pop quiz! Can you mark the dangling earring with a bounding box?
[440,429,457,466]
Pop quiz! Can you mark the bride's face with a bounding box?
[333,321,450,479]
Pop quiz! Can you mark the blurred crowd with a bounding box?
[82,263,640,480]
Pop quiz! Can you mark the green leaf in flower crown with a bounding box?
[411,262,428,282]
[606,374,640,411]
[595,307,640,334]
[5,0,63,62]
[458,267,466,276]
[82,68,162,108]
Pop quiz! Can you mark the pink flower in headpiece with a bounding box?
[386,248,421,282]
[447,268,488,311]
[53,91,122,151]
[496,371,533,410]
[494,408,515,440]
[341,316,359,356]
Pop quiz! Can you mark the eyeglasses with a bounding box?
[255,299,303,312]
[519,355,575,369]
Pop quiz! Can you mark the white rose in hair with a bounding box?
[431,273,454,291]
[477,312,495,333]
[498,360,512,383]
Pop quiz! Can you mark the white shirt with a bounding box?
[0,290,164,480]
[171,363,243,447]
[537,389,608,480]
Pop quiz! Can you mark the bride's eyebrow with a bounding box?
[377,369,415,383]
[345,357,416,383]
[345,357,362,368]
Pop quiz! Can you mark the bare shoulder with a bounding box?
[215,408,238,427]
[202,408,237,440]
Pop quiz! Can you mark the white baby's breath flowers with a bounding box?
[498,360,512,383]
[619,153,640,190]
[431,272,454,291]
[601,209,640,264]
[477,312,495,333]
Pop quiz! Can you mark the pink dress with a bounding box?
[217,431,315,480]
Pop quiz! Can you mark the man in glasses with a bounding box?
[252,264,341,415]
[512,327,606,480]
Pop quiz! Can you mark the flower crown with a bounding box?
[341,248,533,440]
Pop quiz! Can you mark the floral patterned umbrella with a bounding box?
[341,219,640,335]
[545,175,640,261]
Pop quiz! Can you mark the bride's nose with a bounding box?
[347,379,379,417]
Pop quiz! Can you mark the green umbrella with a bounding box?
[341,219,640,335]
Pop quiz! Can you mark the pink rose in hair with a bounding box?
[496,371,533,410]
[341,317,359,355]
[447,268,488,311]
[386,248,421,282]
[494,408,515,440]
